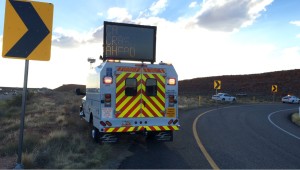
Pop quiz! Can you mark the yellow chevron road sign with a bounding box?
[272,85,278,93]
[214,80,221,90]
[2,0,54,61]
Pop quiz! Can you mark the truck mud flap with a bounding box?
[152,131,173,142]
[100,133,118,143]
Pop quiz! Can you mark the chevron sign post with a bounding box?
[214,80,221,95]
[272,85,277,103]
[2,0,54,168]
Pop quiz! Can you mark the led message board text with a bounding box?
[103,22,156,63]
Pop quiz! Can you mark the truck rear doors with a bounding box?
[115,66,166,118]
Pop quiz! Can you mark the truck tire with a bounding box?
[91,127,100,143]
[89,114,100,143]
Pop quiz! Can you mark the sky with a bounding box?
[0,0,300,89]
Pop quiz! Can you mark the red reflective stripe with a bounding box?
[168,126,175,130]
[116,73,140,111]
[159,126,166,131]
[116,73,130,86]
[141,91,162,114]
[116,86,125,98]
[153,74,165,87]
[122,96,141,118]
[124,127,131,132]
[117,95,139,118]
[149,126,156,131]
[144,103,159,117]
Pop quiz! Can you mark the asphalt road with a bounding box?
[118,103,300,169]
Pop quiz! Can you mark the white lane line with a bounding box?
[267,108,300,140]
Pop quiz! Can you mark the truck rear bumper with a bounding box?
[103,125,179,133]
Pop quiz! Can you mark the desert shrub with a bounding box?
[6,94,23,107]
[23,133,40,153]
[0,106,20,119]
[1,91,114,169]
[0,139,18,156]
[34,150,50,168]
[22,152,35,169]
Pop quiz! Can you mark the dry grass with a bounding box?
[0,91,121,169]
[178,95,276,110]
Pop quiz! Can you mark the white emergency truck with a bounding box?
[79,21,180,142]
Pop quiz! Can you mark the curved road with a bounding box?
[118,103,300,169]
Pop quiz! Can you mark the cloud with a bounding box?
[90,26,104,42]
[97,12,103,17]
[52,27,102,48]
[191,0,273,32]
[52,35,80,48]
[107,7,132,23]
[149,0,168,16]
[281,46,300,58]
[189,1,198,8]
[290,21,300,38]
[290,21,300,27]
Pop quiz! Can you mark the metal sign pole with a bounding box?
[15,60,29,169]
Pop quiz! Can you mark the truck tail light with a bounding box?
[168,78,176,85]
[100,121,106,126]
[105,94,111,107]
[105,121,112,126]
[100,121,112,126]
[104,76,113,84]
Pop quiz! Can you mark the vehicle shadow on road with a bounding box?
[117,136,191,169]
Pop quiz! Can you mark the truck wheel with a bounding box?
[91,127,100,143]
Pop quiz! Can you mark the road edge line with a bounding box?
[193,109,220,170]
[267,108,300,140]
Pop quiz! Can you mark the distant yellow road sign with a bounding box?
[272,85,278,93]
[214,80,221,90]
[2,0,54,61]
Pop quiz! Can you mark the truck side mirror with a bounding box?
[75,88,86,95]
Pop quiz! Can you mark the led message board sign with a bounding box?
[103,21,157,63]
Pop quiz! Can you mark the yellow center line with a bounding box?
[192,109,220,170]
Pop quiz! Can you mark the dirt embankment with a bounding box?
[179,69,300,99]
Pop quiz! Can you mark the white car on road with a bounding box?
[212,93,236,102]
[281,95,299,104]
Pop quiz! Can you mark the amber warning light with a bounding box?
[168,78,176,85]
[104,77,113,84]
